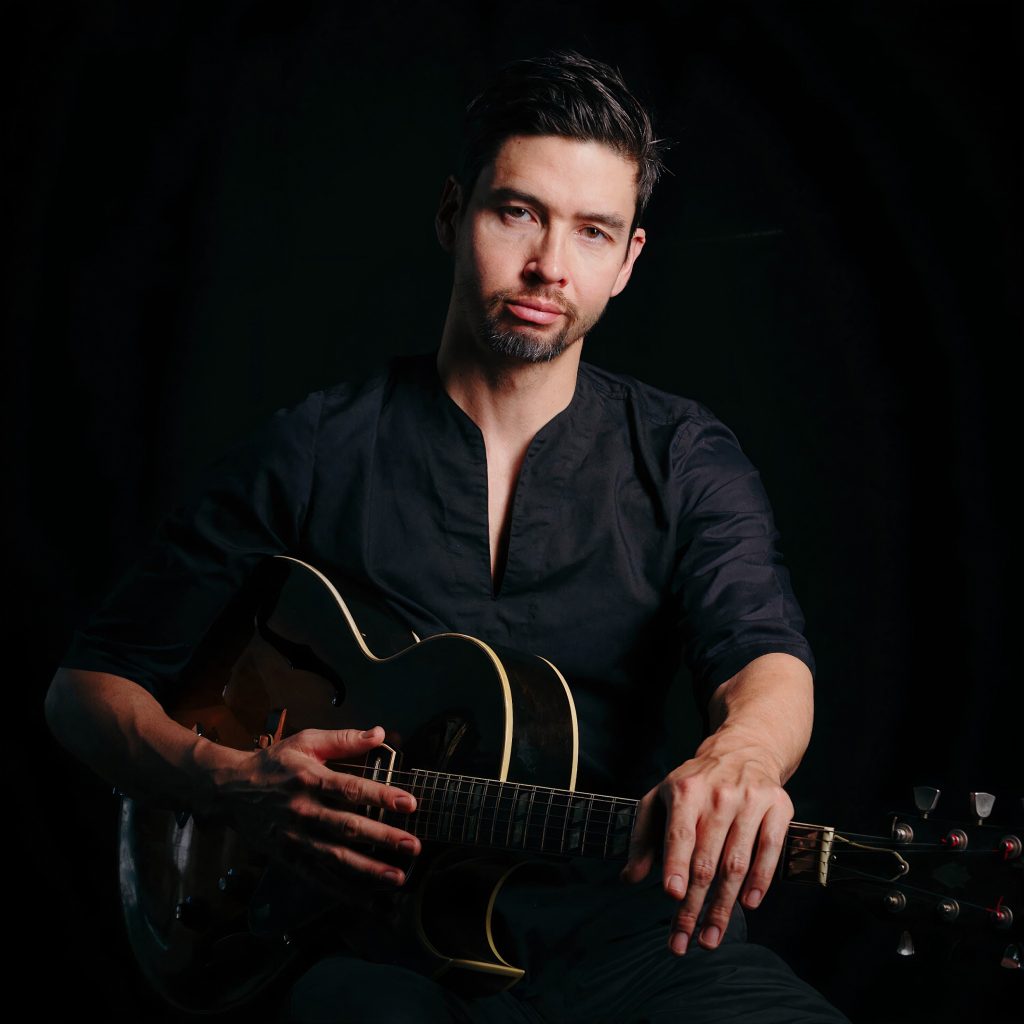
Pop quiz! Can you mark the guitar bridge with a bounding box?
[780,822,835,886]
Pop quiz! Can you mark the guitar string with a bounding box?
[321,762,1019,853]
[830,865,1010,914]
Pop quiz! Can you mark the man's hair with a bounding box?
[456,51,669,236]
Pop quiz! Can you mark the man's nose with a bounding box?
[524,228,569,288]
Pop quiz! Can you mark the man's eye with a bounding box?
[581,226,608,242]
[502,207,531,222]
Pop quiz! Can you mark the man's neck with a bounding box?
[436,332,581,447]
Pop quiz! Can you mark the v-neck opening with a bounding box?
[426,354,585,601]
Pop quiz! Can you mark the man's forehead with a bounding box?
[476,134,639,222]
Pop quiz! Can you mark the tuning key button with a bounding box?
[913,786,940,818]
[991,905,1014,931]
[936,898,960,922]
[896,930,915,956]
[893,821,915,844]
[884,891,907,913]
[1001,943,1022,970]
[998,835,1022,860]
[969,791,995,825]
[944,828,968,851]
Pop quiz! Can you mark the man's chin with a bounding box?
[484,330,576,364]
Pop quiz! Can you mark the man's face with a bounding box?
[439,134,646,363]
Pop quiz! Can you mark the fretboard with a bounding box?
[388,770,639,860]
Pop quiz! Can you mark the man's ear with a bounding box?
[610,228,646,298]
[435,175,463,254]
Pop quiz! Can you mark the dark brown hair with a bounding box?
[457,51,670,235]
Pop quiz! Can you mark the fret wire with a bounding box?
[448,775,462,842]
[490,780,503,848]
[560,792,571,853]
[580,794,593,855]
[506,782,519,848]
[541,789,555,853]
[524,786,537,850]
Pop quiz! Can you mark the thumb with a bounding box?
[622,790,658,884]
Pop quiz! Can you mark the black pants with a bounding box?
[283,862,850,1024]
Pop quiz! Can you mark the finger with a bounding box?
[277,825,410,888]
[741,799,791,909]
[622,790,660,883]
[311,765,418,815]
[295,726,386,761]
[301,801,422,857]
[696,815,759,949]
[665,808,730,955]
[661,789,702,901]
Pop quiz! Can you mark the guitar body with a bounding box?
[119,556,581,1013]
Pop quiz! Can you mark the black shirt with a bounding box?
[62,351,814,795]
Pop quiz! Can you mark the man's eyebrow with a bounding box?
[486,187,628,234]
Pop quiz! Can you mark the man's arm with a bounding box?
[622,651,813,954]
[45,668,423,890]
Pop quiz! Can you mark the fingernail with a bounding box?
[395,795,415,812]
[700,925,720,947]
[747,889,762,908]
[398,838,417,853]
[360,728,379,739]
[382,869,402,885]
[670,931,688,955]
[667,874,685,897]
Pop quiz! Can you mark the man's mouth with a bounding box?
[505,299,565,325]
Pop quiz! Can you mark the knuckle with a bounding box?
[340,815,363,842]
[690,859,717,886]
[339,776,364,804]
[666,823,695,844]
[673,907,699,931]
[724,853,749,879]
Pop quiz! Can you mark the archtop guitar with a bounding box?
[117,555,1023,1013]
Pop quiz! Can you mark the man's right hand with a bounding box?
[206,724,421,895]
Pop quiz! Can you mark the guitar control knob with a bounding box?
[896,930,915,956]
[936,898,960,922]
[998,835,1022,861]
[913,786,940,818]
[883,891,907,913]
[1001,943,1023,970]
[969,791,995,825]
[174,896,209,930]
[944,829,968,851]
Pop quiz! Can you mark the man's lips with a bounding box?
[505,299,565,325]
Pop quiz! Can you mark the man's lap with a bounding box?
[283,866,849,1023]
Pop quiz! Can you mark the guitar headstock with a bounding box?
[782,788,1023,970]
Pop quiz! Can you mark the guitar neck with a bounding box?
[392,770,639,860]
[384,768,836,876]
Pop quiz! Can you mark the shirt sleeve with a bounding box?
[668,409,816,714]
[60,390,323,703]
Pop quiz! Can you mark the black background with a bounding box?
[10,2,1022,1021]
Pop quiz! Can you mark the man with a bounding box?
[46,52,848,1022]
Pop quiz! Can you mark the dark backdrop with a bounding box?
[10,2,1021,1021]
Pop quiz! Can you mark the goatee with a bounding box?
[479,290,601,364]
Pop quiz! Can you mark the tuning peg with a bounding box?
[1001,943,1022,970]
[914,786,941,818]
[969,791,995,825]
[896,930,915,956]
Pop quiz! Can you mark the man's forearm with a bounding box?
[44,668,247,816]
[701,651,814,785]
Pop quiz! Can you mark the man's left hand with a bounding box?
[621,733,794,955]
